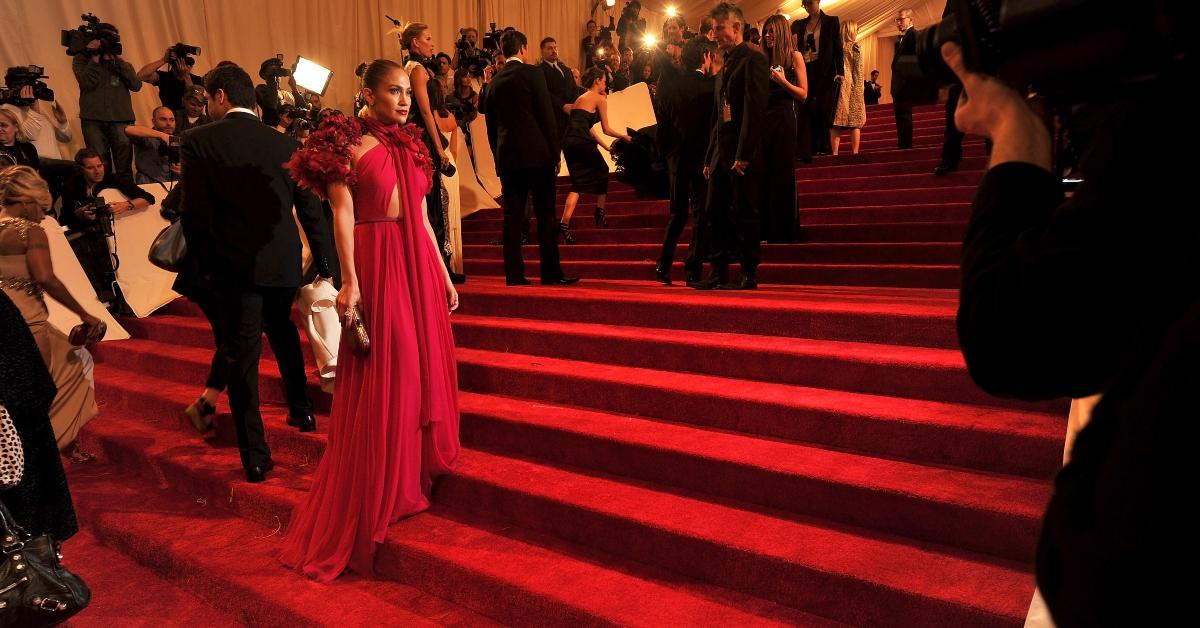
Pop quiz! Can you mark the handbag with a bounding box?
[0,406,23,490]
[147,219,187,272]
[0,502,91,626]
[345,306,370,355]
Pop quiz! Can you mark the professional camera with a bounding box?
[74,198,116,237]
[259,56,291,81]
[0,66,54,106]
[61,13,122,57]
[163,135,182,165]
[915,0,1189,104]
[457,25,506,77]
[168,42,201,65]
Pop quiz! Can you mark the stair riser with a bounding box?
[455,361,1060,478]
[801,205,970,225]
[462,244,961,264]
[464,223,969,245]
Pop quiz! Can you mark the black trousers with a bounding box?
[706,159,762,277]
[894,101,914,149]
[658,155,706,277]
[214,285,312,469]
[805,65,838,155]
[941,84,965,164]
[794,99,813,162]
[500,167,563,282]
[762,103,798,243]
[80,119,133,179]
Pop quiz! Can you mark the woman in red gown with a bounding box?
[278,59,460,583]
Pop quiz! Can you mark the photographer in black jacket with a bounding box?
[72,36,142,178]
[946,34,1197,625]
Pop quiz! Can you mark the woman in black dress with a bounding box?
[558,67,632,244]
[762,14,808,243]
[0,289,78,544]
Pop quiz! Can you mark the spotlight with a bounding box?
[666,6,677,18]
[780,13,790,20]
[605,0,615,7]
[642,34,658,48]
[292,56,333,96]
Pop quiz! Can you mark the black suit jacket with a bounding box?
[480,61,561,175]
[539,60,577,134]
[793,12,844,84]
[891,27,935,103]
[657,70,715,168]
[705,43,769,170]
[180,111,334,288]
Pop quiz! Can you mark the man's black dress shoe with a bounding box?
[287,414,316,433]
[245,460,275,483]
[654,265,672,285]
[717,274,758,290]
[506,277,533,286]
[933,161,958,176]
[689,270,728,290]
[542,277,580,286]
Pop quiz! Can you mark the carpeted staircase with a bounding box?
[62,103,1065,627]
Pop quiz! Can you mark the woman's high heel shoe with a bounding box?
[594,207,608,228]
[558,222,576,244]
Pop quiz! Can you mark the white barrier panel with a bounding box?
[95,185,180,318]
[467,114,502,200]
[41,216,129,341]
[454,128,500,219]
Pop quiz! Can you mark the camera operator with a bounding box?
[137,45,203,110]
[59,148,153,308]
[617,1,647,52]
[453,27,481,71]
[944,29,1197,622]
[72,33,142,179]
[124,106,179,184]
[581,18,615,69]
[174,85,211,133]
[254,56,291,128]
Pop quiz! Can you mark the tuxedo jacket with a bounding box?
[538,60,577,133]
[891,27,935,103]
[180,111,334,288]
[793,12,844,84]
[657,70,716,168]
[480,61,561,175]
[705,42,769,170]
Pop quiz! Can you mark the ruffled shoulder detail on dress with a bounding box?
[285,114,364,200]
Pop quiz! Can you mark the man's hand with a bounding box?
[562,103,573,114]
[731,160,749,175]
[702,165,711,179]
[20,86,38,112]
[75,205,97,221]
[941,42,1051,170]
[170,163,182,176]
[52,101,68,123]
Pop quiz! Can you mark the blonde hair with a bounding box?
[399,22,430,51]
[842,20,858,45]
[0,165,49,208]
[0,107,27,143]
[762,14,794,69]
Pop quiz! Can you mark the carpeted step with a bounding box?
[462,259,961,288]
[78,411,843,628]
[794,157,988,179]
[463,242,961,264]
[800,203,971,225]
[463,221,969,246]
[810,142,987,165]
[66,472,489,627]
[452,347,1062,478]
[800,186,978,208]
[57,529,239,627]
[92,364,1050,562]
[793,171,984,193]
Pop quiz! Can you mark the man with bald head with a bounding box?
[125,105,179,183]
[891,8,918,148]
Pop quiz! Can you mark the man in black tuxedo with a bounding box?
[696,2,768,291]
[891,9,919,149]
[537,37,578,140]
[656,38,716,286]
[793,0,844,156]
[181,64,335,483]
[865,69,882,105]
[479,30,578,286]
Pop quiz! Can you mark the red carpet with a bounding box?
[61,103,1063,627]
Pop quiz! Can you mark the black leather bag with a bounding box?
[148,219,187,272]
[0,501,90,627]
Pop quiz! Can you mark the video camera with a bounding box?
[0,66,54,106]
[915,0,1189,105]
[167,42,201,66]
[75,198,116,237]
[259,55,291,81]
[61,13,122,57]
[457,23,509,77]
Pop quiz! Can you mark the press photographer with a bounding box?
[581,17,615,69]
[931,0,1195,623]
[616,1,647,51]
[175,84,211,133]
[65,13,142,179]
[59,148,154,309]
[137,43,204,110]
[455,24,505,78]
[124,106,180,184]
[255,55,291,127]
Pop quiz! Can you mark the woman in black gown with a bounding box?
[0,289,78,544]
[762,14,809,243]
[558,66,632,244]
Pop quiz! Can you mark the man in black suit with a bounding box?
[181,64,336,483]
[479,30,578,287]
[537,37,578,140]
[891,9,919,149]
[696,2,768,291]
[865,69,882,105]
[656,38,716,286]
[793,0,843,156]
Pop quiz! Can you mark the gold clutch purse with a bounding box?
[346,306,370,354]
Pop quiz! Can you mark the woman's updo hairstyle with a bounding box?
[581,66,607,88]
[362,59,405,91]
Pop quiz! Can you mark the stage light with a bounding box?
[293,56,333,96]
[781,13,790,20]
[666,6,677,17]
[605,0,616,7]
[642,34,658,48]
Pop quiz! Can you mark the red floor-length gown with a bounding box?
[279,117,460,582]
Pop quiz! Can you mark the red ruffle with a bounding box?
[286,115,434,199]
